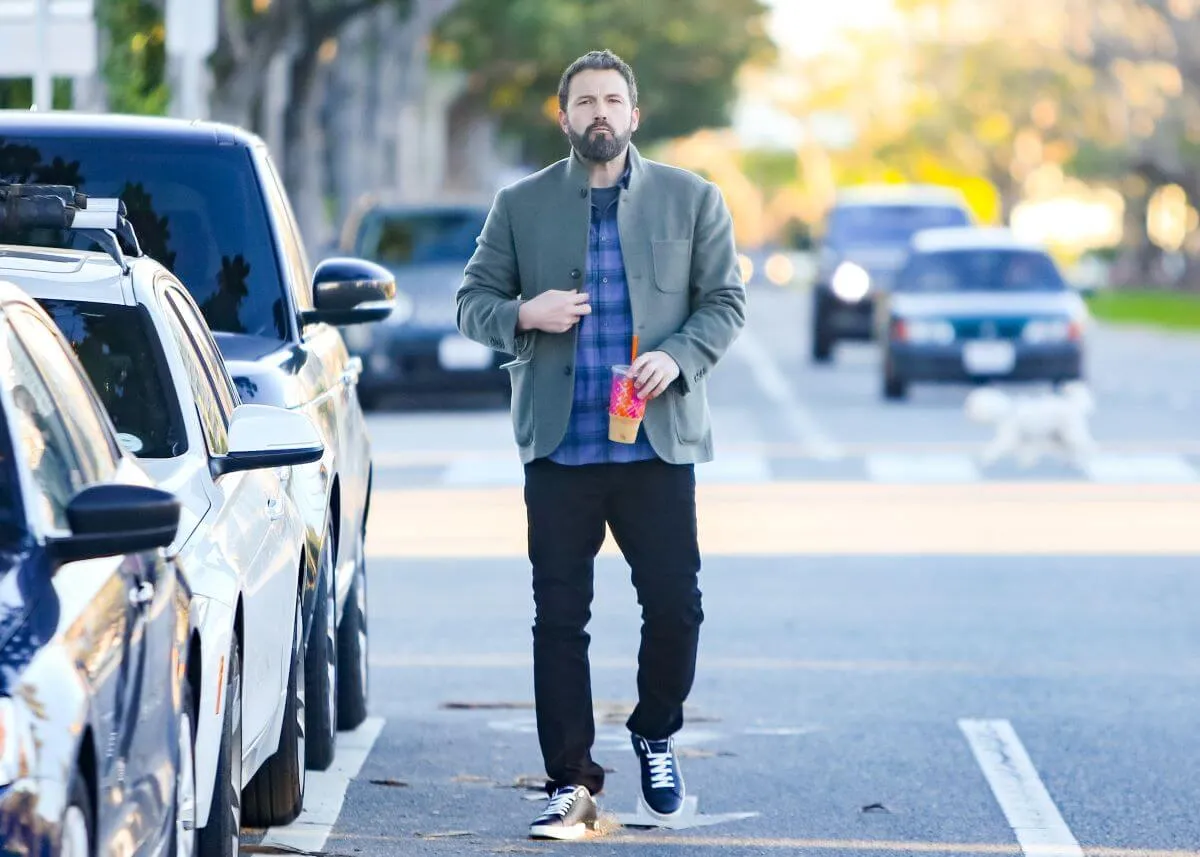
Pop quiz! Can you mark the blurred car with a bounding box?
[0,187,327,855]
[811,184,974,362]
[338,200,507,406]
[0,113,389,807]
[879,227,1088,401]
[0,280,194,855]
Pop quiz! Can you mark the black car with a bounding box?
[338,200,508,406]
[0,282,194,855]
[0,112,394,806]
[811,185,973,363]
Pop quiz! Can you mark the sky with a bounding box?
[733,0,900,148]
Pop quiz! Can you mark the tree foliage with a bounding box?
[95,0,170,115]
[434,0,775,166]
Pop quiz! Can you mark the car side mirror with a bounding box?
[210,404,325,478]
[47,483,181,566]
[301,258,396,327]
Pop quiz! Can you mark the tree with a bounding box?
[434,0,775,167]
[95,0,171,115]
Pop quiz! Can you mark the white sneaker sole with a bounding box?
[638,793,686,822]
[529,822,589,840]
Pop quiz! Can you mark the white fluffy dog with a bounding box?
[965,381,1098,468]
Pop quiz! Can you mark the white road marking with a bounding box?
[696,452,771,484]
[258,717,385,854]
[866,453,981,483]
[441,455,524,486]
[730,330,844,460]
[959,719,1082,857]
[1081,454,1199,484]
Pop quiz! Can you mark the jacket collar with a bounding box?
[565,143,643,196]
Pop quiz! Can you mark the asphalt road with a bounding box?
[244,282,1200,856]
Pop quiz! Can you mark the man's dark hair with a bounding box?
[557,50,639,112]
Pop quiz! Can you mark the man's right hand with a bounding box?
[517,290,592,334]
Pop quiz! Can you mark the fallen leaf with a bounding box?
[441,701,534,711]
[862,802,891,814]
[369,778,409,788]
[452,774,497,785]
[416,830,476,839]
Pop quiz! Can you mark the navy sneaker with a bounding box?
[632,733,686,818]
[529,785,597,840]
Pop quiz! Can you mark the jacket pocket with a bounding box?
[507,361,534,446]
[651,239,691,293]
[669,385,709,443]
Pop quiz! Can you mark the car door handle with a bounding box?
[341,356,363,386]
[128,581,155,607]
[266,496,285,520]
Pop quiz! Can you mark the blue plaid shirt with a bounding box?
[548,164,658,466]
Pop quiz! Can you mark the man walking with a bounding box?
[456,49,746,840]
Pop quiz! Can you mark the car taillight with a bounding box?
[890,319,907,342]
[1068,321,1083,341]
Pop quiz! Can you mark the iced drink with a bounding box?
[608,364,646,443]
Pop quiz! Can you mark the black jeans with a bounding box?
[524,457,704,796]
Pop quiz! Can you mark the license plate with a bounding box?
[962,340,1016,375]
[438,335,493,370]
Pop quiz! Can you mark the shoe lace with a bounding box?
[643,742,676,790]
[545,788,579,818]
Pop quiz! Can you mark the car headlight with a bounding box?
[385,290,415,326]
[896,318,955,345]
[831,262,871,303]
[1022,319,1078,343]
[0,697,33,787]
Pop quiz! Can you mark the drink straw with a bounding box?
[631,335,639,365]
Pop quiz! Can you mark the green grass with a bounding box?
[1087,289,1200,331]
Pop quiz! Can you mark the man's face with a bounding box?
[559,68,639,164]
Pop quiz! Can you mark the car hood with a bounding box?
[890,291,1086,319]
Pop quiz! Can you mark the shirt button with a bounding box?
[602,277,608,283]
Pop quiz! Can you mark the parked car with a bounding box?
[811,184,973,362]
[338,199,508,406]
[878,227,1089,400]
[0,279,194,855]
[0,186,329,852]
[0,113,394,791]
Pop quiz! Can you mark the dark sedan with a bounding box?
[0,282,194,855]
[338,201,508,406]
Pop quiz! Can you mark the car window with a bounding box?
[354,209,488,265]
[897,249,1067,293]
[255,147,313,314]
[163,288,240,423]
[828,204,970,245]
[34,299,187,459]
[0,321,86,533]
[8,308,122,480]
[161,301,229,457]
[0,136,287,340]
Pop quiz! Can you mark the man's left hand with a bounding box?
[630,351,681,400]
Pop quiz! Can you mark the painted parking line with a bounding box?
[959,719,1082,857]
[258,717,385,854]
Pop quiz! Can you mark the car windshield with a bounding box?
[829,204,970,245]
[896,249,1067,293]
[355,209,488,266]
[0,136,286,340]
[36,300,187,458]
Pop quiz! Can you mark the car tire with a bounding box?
[305,525,338,770]
[811,307,833,363]
[173,678,197,857]
[61,772,94,857]
[198,641,241,857]
[337,526,369,731]
[242,599,306,827]
[883,370,908,401]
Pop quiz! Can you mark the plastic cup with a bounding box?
[608,364,646,444]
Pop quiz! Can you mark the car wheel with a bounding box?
[198,641,241,857]
[811,309,833,364]
[173,678,197,857]
[60,773,93,857]
[305,524,338,770]
[242,599,306,827]
[883,370,908,401]
[336,526,369,731]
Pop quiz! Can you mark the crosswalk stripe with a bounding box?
[865,453,982,483]
[1081,454,1199,484]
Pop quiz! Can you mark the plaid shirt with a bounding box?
[548,164,658,466]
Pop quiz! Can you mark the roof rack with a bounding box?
[0,183,143,274]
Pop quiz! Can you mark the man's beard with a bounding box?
[568,122,630,163]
